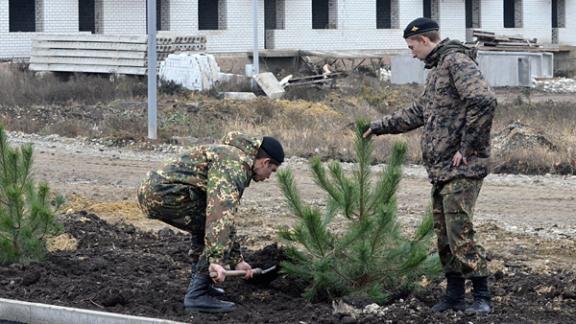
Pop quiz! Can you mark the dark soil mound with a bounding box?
[1,212,575,323]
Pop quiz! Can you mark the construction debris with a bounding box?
[222,92,257,101]
[473,30,539,48]
[534,78,576,93]
[284,72,343,88]
[254,72,285,99]
[379,67,391,82]
[492,122,558,154]
[159,53,220,91]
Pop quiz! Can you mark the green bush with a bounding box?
[0,125,63,264]
[277,120,440,303]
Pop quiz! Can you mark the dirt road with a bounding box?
[14,132,576,271]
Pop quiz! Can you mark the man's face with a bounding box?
[252,158,279,182]
[406,37,433,61]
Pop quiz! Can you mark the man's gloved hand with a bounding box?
[235,261,254,280]
[209,263,226,283]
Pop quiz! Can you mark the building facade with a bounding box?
[0,0,574,59]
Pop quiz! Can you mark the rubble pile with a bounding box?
[492,122,557,154]
[534,78,576,93]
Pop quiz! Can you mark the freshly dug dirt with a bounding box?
[1,213,575,323]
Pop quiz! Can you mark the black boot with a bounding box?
[431,273,465,313]
[189,262,224,296]
[465,277,492,315]
[183,273,236,313]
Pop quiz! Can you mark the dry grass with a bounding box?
[46,233,78,252]
[0,64,573,175]
[0,63,146,106]
[63,194,165,231]
[491,101,576,174]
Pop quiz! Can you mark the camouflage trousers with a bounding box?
[432,177,489,278]
[137,173,209,271]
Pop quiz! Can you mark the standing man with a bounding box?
[138,132,284,313]
[364,17,496,314]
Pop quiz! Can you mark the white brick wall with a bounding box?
[43,0,77,32]
[558,0,576,44]
[480,0,552,43]
[195,0,265,53]
[0,0,79,59]
[101,0,146,34]
[1,0,575,59]
[170,0,197,33]
[438,0,466,42]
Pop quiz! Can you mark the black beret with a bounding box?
[260,136,284,164]
[403,17,439,39]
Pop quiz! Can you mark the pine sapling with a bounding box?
[277,119,440,303]
[0,126,63,264]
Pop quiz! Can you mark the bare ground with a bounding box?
[16,133,576,275]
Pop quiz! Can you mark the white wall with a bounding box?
[558,0,576,44]
[0,0,78,59]
[439,0,466,42]
[0,0,575,60]
[194,0,265,53]
[43,0,78,33]
[271,0,408,51]
[100,0,146,34]
[480,0,552,43]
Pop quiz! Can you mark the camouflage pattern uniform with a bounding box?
[370,39,496,278]
[137,132,262,272]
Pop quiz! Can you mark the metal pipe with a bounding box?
[147,0,158,140]
[252,0,259,77]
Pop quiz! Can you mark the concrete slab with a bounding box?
[222,92,257,100]
[254,72,285,99]
[0,298,185,324]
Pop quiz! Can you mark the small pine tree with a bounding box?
[0,125,63,264]
[277,120,440,303]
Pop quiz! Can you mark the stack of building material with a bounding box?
[473,30,539,48]
[158,53,220,91]
[157,32,206,61]
[29,34,206,75]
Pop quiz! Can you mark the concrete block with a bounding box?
[222,92,257,100]
[0,298,185,324]
[390,55,427,84]
[254,72,285,99]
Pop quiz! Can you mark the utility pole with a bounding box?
[147,0,158,140]
[252,0,259,77]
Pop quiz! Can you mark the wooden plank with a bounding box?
[33,34,147,43]
[31,48,146,59]
[30,56,146,67]
[33,40,147,52]
[29,63,147,75]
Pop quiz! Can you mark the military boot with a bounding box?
[465,276,491,315]
[431,273,465,313]
[183,273,236,313]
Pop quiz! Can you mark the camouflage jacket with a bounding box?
[150,132,261,266]
[371,39,497,183]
